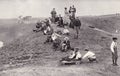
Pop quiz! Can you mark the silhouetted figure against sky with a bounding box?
[64,7,70,26]
[71,5,76,19]
[51,8,57,23]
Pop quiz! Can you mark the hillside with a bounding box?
[81,14,120,33]
[0,15,120,76]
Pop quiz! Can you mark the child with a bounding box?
[61,47,82,62]
[33,20,42,32]
[61,37,71,52]
[63,26,70,35]
[68,47,82,60]
[51,32,61,41]
[44,35,53,44]
[110,37,118,66]
[43,26,53,35]
[74,47,82,60]
[52,38,61,51]
[82,49,97,63]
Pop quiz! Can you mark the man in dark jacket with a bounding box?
[73,17,81,39]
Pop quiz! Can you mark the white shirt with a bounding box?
[69,51,75,59]
[44,26,51,34]
[69,51,82,59]
[0,41,3,48]
[110,41,117,53]
[75,51,82,59]
[51,33,61,41]
[82,51,96,59]
[63,28,69,34]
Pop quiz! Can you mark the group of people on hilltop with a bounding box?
[50,5,81,39]
[46,6,97,64]
[33,5,119,66]
[50,5,76,25]
[33,5,98,64]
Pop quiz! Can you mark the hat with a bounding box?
[112,37,117,40]
[64,37,69,40]
[84,49,89,51]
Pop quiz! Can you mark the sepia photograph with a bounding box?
[0,0,120,76]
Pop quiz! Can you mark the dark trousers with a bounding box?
[112,48,118,65]
[74,26,79,39]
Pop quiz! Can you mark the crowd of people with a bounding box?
[32,5,118,66]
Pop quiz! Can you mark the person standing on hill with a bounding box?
[71,5,76,19]
[51,8,57,23]
[110,37,118,66]
[69,6,72,19]
[64,7,69,17]
[64,7,70,26]
[73,17,81,39]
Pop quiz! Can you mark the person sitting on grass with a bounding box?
[44,35,53,44]
[61,37,71,52]
[74,47,82,61]
[44,31,61,44]
[43,26,53,35]
[82,49,97,63]
[33,20,42,32]
[61,47,82,61]
[45,19,51,27]
[51,32,61,41]
[57,14,64,27]
[52,38,61,51]
[61,48,75,62]
[63,26,70,35]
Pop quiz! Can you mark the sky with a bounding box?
[0,0,120,18]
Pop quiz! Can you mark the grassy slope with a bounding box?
[81,15,120,33]
[0,15,120,76]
